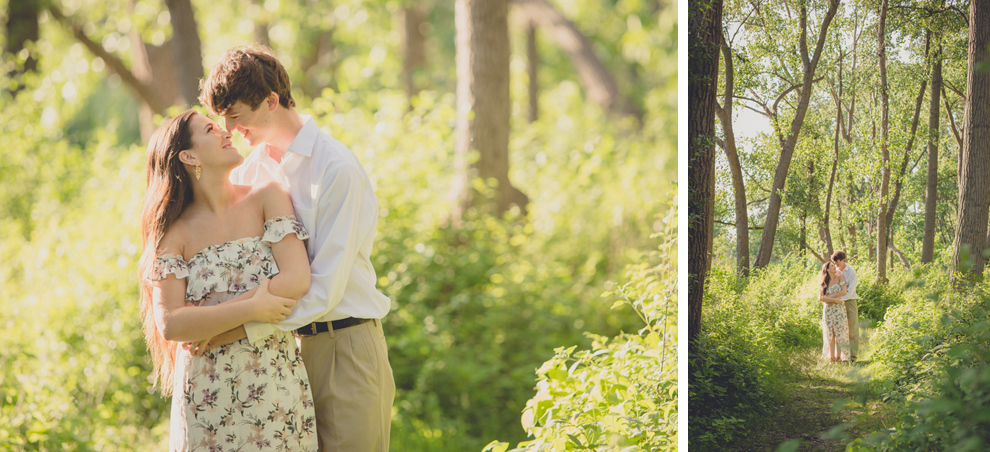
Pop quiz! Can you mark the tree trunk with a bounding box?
[401,4,427,100]
[876,0,890,284]
[253,0,271,48]
[847,178,859,258]
[164,0,204,106]
[526,21,539,123]
[753,0,840,270]
[714,32,748,277]
[823,111,838,257]
[4,0,40,96]
[805,158,822,260]
[451,0,528,226]
[837,193,847,252]
[954,0,990,281]
[922,54,942,264]
[299,28,337,97]
[688,0,722,345]
[510,0,643,123]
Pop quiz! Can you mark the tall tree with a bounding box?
[511,0,643,123]
[752,0,841,270]
[400,3,427,100]
[688,0,722,344]
[165,0,204,106]
[922,50,941,264]
[4,0,41,97]
[953,0,990,280]
[876,0,892,284]
[714,31,748,277]
[921,39,943,264]
[451,0,528,225]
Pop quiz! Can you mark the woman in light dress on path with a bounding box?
[819,261,849,363]
[137,111,318,451]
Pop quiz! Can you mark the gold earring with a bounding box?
[195,163,202,180]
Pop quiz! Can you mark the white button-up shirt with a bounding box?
[231,115,391,344]
[839,263,858,301]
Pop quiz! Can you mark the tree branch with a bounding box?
[715,220,764,230]
[48,5,167,114]
[511,0,643,123]
[943,86,963,150]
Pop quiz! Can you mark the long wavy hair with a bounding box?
[137,110,198,395]
[820,261,834,295]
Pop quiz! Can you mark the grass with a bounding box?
[725,327,899,452]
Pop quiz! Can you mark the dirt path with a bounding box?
[726,330,897,452]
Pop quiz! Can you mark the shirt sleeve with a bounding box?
[842,268,858,300]
[244,163,369,343]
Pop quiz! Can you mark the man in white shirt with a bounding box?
[197,45,394,452]
[832,250,859,362]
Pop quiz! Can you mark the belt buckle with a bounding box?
[296,323,315,337]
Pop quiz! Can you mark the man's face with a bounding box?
[222,100,272,146]
[834,258,846,270]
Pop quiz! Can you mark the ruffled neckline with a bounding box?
[188,236,261,262]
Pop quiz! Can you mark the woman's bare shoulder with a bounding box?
[158,219,189,256]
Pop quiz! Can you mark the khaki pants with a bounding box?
[299,319,395,452]
[844,299,859,359]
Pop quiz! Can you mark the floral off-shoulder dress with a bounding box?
[821,282,850,361]
[152,215,317,452]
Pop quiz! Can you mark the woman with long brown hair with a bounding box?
[137,110,316,450]
[819,261,849,362]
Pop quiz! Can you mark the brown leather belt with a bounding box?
[294,317,372,337]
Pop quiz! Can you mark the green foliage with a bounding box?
[484,207,677,452]
[854,265,907,324]
[850,301,990,451]
[817,260,990,450]
[0,144,167,450]
[688,329,769,450]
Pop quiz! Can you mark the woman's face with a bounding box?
[826,263,836,278]
[186,114,243,172]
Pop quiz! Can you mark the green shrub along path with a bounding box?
[726,329,897,452]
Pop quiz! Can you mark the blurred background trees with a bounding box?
[0,0,675,449]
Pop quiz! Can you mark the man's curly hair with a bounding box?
[199,44,295,116]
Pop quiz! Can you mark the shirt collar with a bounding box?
[284,115,318,158]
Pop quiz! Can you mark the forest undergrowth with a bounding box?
[726,331,895,452]
[692,255,990,451]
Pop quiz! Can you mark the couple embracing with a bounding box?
[818,250,859,363]
[137,45,394,451]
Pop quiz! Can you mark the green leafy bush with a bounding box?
[850,304,990,451]
[855,271,906,324]
[688,328,770,450]
[482,207,677,452]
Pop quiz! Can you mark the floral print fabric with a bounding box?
[821,283,850,361]
[152,215,316,451]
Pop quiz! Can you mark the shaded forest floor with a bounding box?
[726,328,899,452]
